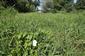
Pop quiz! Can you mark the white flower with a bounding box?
[32,40,37,47]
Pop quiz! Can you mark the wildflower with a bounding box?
[32,40,37,47]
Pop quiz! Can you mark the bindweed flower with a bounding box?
[32,40,37,47]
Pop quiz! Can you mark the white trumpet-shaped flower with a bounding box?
[32,40,37,47]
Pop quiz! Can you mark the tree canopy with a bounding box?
[0,0,85,12]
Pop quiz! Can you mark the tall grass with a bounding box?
[0,10,85,56]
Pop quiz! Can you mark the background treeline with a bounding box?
[0,0,85,12]
[53,0,85,12]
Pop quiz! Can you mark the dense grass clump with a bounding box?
[0,11,85,56]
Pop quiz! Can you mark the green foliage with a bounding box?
[53,0,85,12]
[76,0,85,9]
[15,0,31,12]
[8,30,56,56]
[0,0,35,12]
[0,0,85,12]
[0,11,85,56]
[0,7,17,17]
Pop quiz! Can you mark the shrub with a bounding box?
[53,0,85,12]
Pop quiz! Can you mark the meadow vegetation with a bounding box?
[0,9,85,56]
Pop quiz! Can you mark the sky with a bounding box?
[73,0,78,3]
